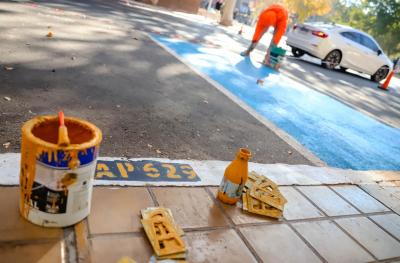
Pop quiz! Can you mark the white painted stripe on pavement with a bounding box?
[147,33,328,168]
[0,153,387,187]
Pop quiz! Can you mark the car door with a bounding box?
[360,34,385,75]
[339,31,365,72]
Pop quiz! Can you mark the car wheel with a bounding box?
[371,67,389,83]
[292,47,305,57]
[323,50,341,70]
[339,66,348,72]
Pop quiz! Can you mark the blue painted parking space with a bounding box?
[154,35,400,171]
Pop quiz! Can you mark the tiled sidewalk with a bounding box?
[1,184,400,263]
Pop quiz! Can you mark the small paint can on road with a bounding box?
[19,116,102,227]
[266,46,287,69]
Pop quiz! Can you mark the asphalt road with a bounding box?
[0,1,313,165]
[20,0,400,129]
[2,0,399,168]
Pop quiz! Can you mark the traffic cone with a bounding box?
[238,23,244,34]
[378,67,396,91]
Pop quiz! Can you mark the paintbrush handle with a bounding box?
[58,126,71,147]
[58,110,70,146]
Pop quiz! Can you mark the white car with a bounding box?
[286,22,393,82]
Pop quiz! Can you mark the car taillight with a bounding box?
[312,30,328,38]
[293,24,297,30]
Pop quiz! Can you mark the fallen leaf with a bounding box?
[217,129,220,131]
[4,97,11,101]
[47,32,53,37]
[204,100,209,104]
[288,151,292,154]
[3,142,10,148]
[257,79,264,84]
[71,57,75,60]
[5,67,14,70]
[156,150,161,154]
[117,105,120,108]
[26,43,30,45]
[374,239,379,242]
[48,25,52,28]
[133,37,140,40]
[147,144,153,148]
[28,110,34,114]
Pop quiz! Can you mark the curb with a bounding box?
[0,153,391,187]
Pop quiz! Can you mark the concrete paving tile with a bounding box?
[0,188,63,242]
[247,164,321,185]
[331,185,390,213]
[0,241,64,263]
[360,184,400,215]
[372,170,400,181]
[336,217,400,260]
[279,187,325,220]
[91,235,153,263]
[182,229,258,263]
[370,214,400,240]
[322,167,384,184]
[87,188,154,235]
[151,187,230,229]
[240,224,322,263]
[297,186,360,216]
[293,220,374,263]
[209,187,278,225]
[282,164,341,184]
[382,186,400,197]
[379,181,400,187]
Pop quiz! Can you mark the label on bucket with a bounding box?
[219,177,244,199]
[29,162,94,214]
[24,146,98,227]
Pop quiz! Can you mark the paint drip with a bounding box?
[19,116,102,227]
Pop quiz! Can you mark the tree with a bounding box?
[281,0,332,22]
[220,0,238,26]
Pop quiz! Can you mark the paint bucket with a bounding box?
[19,116,102,227]
[266,46,286,69]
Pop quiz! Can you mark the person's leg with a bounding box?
[262,27,278,64]
[241,23,266,56]
[242,10,275,56]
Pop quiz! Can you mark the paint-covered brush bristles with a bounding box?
[58,110,71,147]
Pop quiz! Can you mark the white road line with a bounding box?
[147,33,328,167]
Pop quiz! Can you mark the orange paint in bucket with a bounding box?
[19,115,102,227]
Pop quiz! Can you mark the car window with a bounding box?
[340,32,362,44]
[361,35,379,52]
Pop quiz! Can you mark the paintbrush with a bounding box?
[58,110,70,147]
